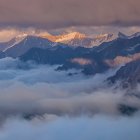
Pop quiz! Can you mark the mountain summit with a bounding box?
[41,31,114,47]
[118,32,140,39]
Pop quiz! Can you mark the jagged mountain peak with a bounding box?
[54,31,86,42]
[131,32,140,38]
[118,32,140,39]
[63,31,86,38]
[14,33,28,43]
[93,33,114,42]
[95,33,113,38]
[41,31,114,47]
[118,32,127,39]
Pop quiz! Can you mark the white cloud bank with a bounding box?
[0,57,139,119]
[0,57,140,140]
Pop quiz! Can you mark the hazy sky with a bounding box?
[0,0,140,28]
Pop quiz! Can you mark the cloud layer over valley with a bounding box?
[0,57,139,119]
[0,57,139,139]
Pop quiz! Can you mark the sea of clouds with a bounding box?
[0,57,139,140]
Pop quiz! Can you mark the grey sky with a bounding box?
[0,0,140,28]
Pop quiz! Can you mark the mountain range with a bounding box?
[41,31,114,47]
[0,31,140,88]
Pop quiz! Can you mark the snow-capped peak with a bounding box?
[118,32,140,39]
[3,34,28,52]
[40,32,114,47]
[131,32,140,38]
[93,33,114,42]
[15,33,28,42]
[55,32,86,42]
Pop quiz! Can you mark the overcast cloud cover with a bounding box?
[0,0,140,28]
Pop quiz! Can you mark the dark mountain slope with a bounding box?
[108,59,140,88]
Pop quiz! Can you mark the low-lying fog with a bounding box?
[0,57,139,140]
